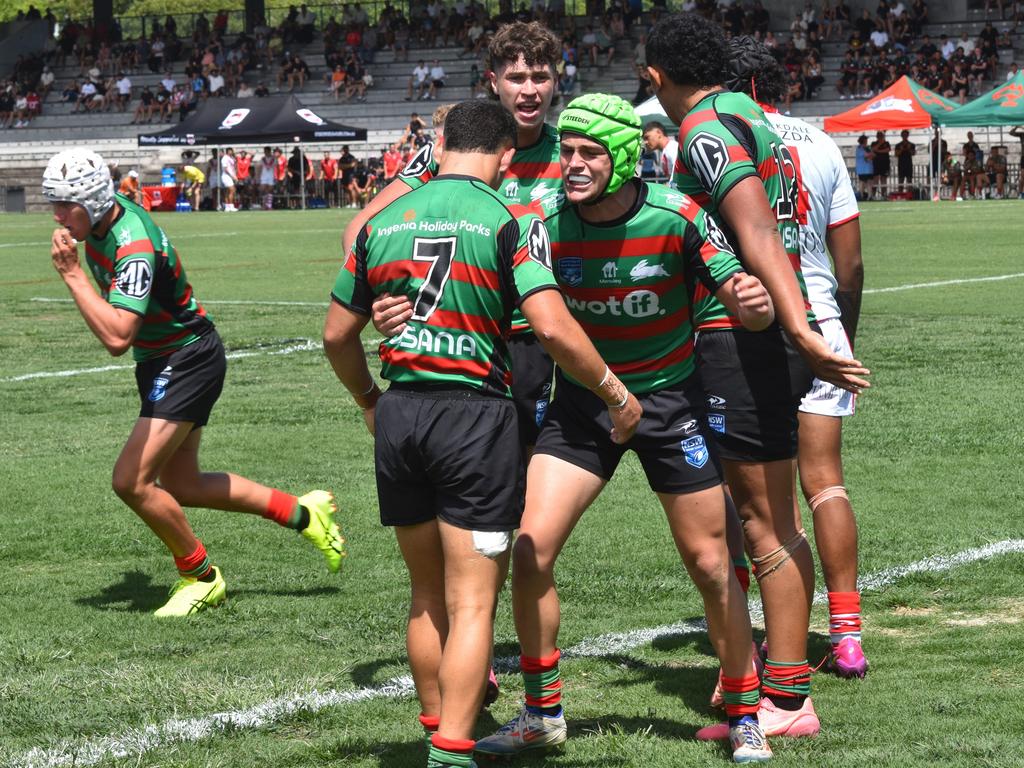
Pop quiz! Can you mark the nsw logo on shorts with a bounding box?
[148,366,172,402]
[707,413,726,434]
[681,436,709,469]
[535,397,549,427]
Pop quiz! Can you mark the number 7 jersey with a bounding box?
[332,175,558,397]
[671,90,813,330]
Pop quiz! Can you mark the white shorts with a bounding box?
[221,173,235,188]
[799,317,856,417]
[260,170,275,185]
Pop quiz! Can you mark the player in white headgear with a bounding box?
[42,148,346,618]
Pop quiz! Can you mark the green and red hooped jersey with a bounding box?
[84,194,213,362]
[544,181,743,394]
[332,175,559,398]
[671,90,813,331]
[398,125,564,333]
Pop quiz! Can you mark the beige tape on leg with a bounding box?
[751,529,809,582]
[808,485,849,514]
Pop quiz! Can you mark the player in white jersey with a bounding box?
[727,36,868,678]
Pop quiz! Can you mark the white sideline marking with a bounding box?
[864,272,1024,295]
[1,337,383,383]
[30,297,325,307]
[9,539,1023,768]
[0,233,243,249]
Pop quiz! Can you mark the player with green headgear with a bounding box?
[475,94,779,764]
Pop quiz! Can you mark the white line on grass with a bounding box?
[0,233,242,249]
[1,337,382,383]
[10,538,1024,768]
[864,272,1024,294]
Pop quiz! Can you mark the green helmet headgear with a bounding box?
[557,93,642,197]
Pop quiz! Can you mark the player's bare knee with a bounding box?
[683,548,730,595]
[512,532,548,574]
[111,470,148,505]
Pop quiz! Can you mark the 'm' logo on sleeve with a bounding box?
[116,258,153,299]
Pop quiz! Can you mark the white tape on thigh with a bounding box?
[472,530,512,558]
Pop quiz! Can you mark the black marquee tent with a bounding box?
[136,94,367,146]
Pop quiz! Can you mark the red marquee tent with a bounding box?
[823,76,958,133]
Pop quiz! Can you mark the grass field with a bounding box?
[1,203,1022,768]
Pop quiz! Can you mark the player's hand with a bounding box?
[795,330,871,394]
[51,228,82,277]
[732,273,774,331]
[608,393,642,445]
[362,405,376,437]
[371,292,414,337]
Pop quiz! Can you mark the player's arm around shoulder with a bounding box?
[506,216,642,444]
[51,227,143,356]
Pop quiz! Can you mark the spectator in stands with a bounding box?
[346,56,370,101]
[894,130,915,192]
[944,61,968,103]
[61,80,79,103]
[642,121,678,181]
[297,4,317,44]
[153,83,171,121]
[406,59,430,100]
[113,72,132,111]
[329,64,347,100]
[869,23,889,52]
[289,54,310,90]
[783,66,803,111]
[255,81,270,97]
[427,58,447,100]
[38,66,55,98]
[74,78,98,112]
[130,84,153,123]
[837,50,858,99]
[149,35,166,73]
[968,49,990,95]
[237,81,254,98]
[1009,63,1021,81]
[208,67,226,97]
[25,88,41,121]
[803,50,824,97]
[871,130,892,199]
[559,58,578,96]
[910,0,927,36]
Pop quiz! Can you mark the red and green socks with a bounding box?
[722,672,761,726]
[522,649,563,717]
[263,489,310,531]
[828,591,863,645]
[427,733,474,768]
[174,541,214,582]
[762,659,811,710]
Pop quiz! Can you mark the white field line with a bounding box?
[9,538,1024,768]
[864,272,1024,295]
[30,297,325,307]
[1,337,383,383]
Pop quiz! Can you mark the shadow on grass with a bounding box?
[74,569,166,613]
[229,585,342,599]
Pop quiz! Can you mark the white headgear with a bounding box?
[41,148,115,226]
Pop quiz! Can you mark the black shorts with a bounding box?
[534,373,723,495]
[509,331,555,448]
[695,325,815,463]
[375,386,524,531]
[135,331,225,427]
[898,163,913,183]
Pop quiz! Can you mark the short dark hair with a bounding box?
[487,21,560,72]
[443,100,517,153]
[642,121,667,135]
[725,36,788,105]
[647,13,729,90]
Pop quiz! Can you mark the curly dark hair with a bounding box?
[487,21,561,72]
[646,13,729,90]
[725,36,788,105]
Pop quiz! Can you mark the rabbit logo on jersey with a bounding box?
[681,436,709,468]
[148,366,172,402]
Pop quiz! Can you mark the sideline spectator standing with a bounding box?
[894,130,915,192]
[870,130,891,199]
[855,134,874,199]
